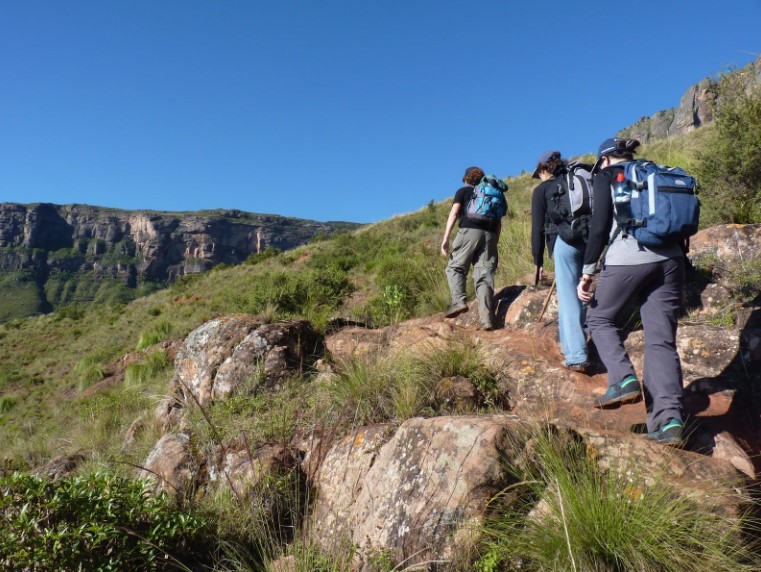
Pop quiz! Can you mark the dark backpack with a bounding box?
[614,160,700,246]
[464,175,508,224]
[546,162,594,242]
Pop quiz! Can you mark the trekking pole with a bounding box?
[537,278,556,323]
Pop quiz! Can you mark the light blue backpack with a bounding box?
[464,175,508,224]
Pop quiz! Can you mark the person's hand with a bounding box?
[440,239,450,257]
[577,274,594,302]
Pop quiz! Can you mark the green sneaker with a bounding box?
[646,419,684,446]
[593,375,641,408]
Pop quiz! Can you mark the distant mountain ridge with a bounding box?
[617,54,761,143]
[0,202,360,321]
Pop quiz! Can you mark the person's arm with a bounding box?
[530,183,547,278]
[582,170,614,274]
[578,170,614,301]
[440,202,462,256]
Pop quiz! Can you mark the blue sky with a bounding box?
[1,1,759,223]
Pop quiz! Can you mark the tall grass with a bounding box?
[136,318,174,350]
[124,349,171,388]
[477,428,761,572]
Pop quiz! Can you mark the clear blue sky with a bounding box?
[2,1,759,223]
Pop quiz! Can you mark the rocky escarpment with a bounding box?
[0,203,360,321]
[617,54,761,143]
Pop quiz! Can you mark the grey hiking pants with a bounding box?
[588,257,685,433]
[445,227,498,327]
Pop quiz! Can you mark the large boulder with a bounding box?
[310,416,525,570]
[174,315,323,406]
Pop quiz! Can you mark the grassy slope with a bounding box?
[0,127,717,471]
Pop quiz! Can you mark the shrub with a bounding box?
[55,304,86,321]
[245,246,281,266]
[240,267,353,320]
[0,472,208,571]
[694,72,761,225]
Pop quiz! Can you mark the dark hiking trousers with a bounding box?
[588,257,685,433]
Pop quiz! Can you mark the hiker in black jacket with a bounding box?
[531,151,589,372]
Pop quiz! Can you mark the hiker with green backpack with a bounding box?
[441,166,508,331]
[578,137,700,446]
[531,151,593,373]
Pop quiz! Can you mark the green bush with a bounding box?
[695,73,761,224]
[245,246,281,265]
[238,267,353,320]
[0,471,208,571]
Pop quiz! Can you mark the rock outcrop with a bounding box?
[0,203,359,321]
[617,54,761,143]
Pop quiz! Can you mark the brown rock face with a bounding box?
[617,54,761,143]
[173,315,323,407]
[139,432,196,494]
[310,416,524,569]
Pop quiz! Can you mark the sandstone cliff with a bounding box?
[0,203,360,321]
[617,54,761,143]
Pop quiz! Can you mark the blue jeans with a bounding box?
[554,237,587,366]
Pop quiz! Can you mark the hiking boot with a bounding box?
[564,361,590,374]
[593,375,641,408]
[445,301,468,318]
[645,419,684,446]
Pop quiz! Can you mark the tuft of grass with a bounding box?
[326,352,407,426]
[74,358,107,392]
[0,395,17,415]
[124,349,171,388]
[416,336,502,408]
[476,428,761,572]
[136,318,174,350]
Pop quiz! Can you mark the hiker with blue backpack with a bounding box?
[441,166,508,331]
[531,151,593,373]
[577,137,700,446]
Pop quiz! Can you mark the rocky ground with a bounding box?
[40,223,761,570]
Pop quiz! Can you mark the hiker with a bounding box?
[577,138,685,445]
[531,151,589,372]
[441,166,507,331]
